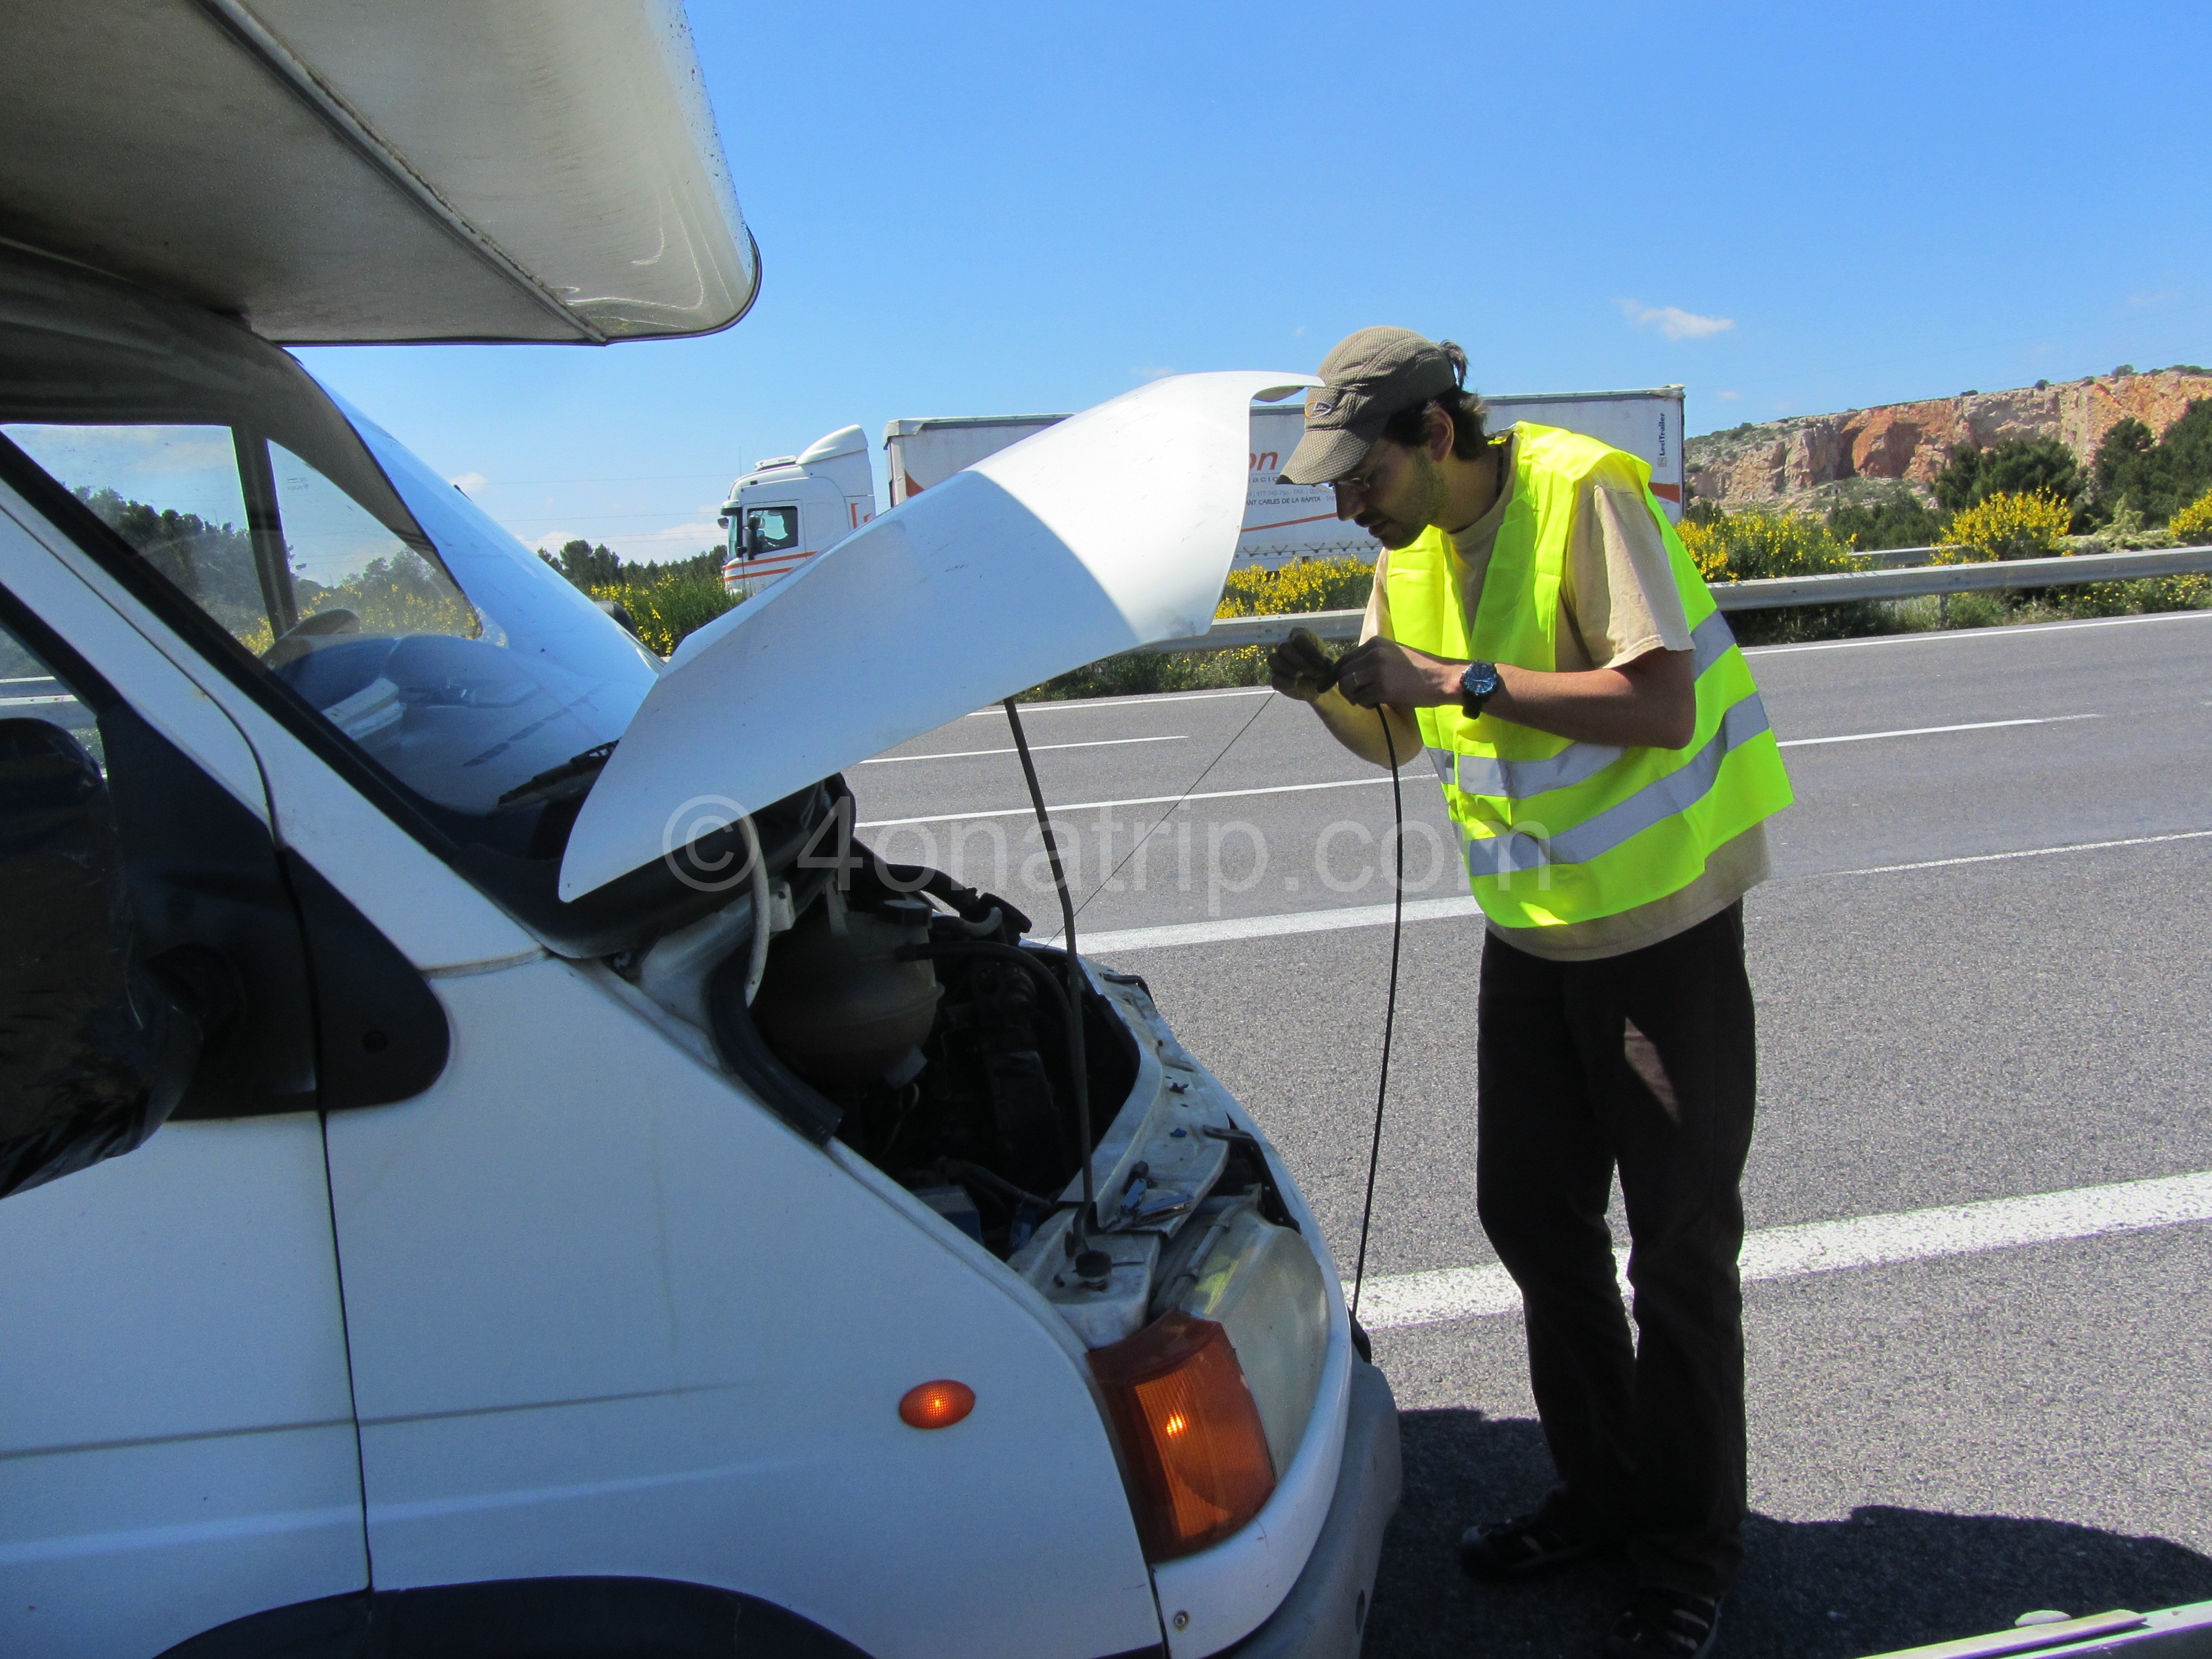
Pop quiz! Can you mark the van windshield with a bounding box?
[3,412,659,818]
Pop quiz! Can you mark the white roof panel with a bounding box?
[0,0,757,343]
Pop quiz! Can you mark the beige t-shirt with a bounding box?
[1362,430,1770,962]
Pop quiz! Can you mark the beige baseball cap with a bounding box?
[1278,326,1468,485]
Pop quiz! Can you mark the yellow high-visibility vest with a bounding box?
[1383,422,1793,930]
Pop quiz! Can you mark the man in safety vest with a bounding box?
[1271,327,1792,1659]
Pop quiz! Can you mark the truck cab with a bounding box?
[0,7,1399,1659]
[719,425,876,601]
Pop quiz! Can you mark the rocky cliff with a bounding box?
[1684,367,2212,510]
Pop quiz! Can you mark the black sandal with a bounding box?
[1458,1511,1595,1580]
[1604,1587,1723,1659]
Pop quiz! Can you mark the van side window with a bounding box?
[6,424,269,646]
[2,423,479,660]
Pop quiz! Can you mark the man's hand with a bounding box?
[1268,627,1342,703]
[1333,638,1466,709]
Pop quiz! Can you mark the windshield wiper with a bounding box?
[495,739,617,807]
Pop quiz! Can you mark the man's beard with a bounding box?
[1364,451,1448,548]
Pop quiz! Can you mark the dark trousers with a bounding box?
[1475,901,1756,1599]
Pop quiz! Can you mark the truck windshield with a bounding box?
[3,411,658,818]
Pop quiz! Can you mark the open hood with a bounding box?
[0,0,755,343]
[559,371,1316,901]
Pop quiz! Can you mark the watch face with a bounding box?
[1463,662,1500,697]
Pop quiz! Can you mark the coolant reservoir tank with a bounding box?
[749,894,941,1088]
[1172,1209,1329,1477]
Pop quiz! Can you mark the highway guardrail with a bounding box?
[1143,544,2212,653]
[1707,542,2212,611]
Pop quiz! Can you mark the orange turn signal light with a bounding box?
[1088,1311,1275,1559]
[899,1379,975,1430]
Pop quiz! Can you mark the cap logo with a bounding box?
[1310,400,1334,416]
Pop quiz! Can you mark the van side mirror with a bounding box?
[742,520,761,559]
[0,719,231,1199]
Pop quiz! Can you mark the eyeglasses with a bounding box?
[1334,453,1390,496]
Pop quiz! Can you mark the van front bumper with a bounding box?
[1215,1356,1401,1659]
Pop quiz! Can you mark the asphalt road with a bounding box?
[847,609,2212,1658]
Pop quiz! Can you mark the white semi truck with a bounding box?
[722,387,1687,601]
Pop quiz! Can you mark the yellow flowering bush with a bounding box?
[2169,487,2212,542]
[1676,517,1733,583]
[1671,508,1874,645]
[1676,510,1853,583]
[1935,490,2071,562]
[1215,556,1374,618]
[591,573,734,656]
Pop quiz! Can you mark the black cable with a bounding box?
[1072,691,1275,924]
[1001,698,1099,1255]
[1349,709,1406,1327]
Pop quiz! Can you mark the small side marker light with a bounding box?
[899,1379,975,1430]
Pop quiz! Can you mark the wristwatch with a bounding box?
[1458,660,1502,718]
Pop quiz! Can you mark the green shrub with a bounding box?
[1827,486,1945,551]
[1026,645,1275,702]
[2089,401,2212,525]
[1931,435,2085,513]
[541,538,722,589]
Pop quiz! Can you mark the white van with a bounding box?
[0,7,1399,1659]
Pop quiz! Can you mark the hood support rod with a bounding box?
[1001,698,1107,1282]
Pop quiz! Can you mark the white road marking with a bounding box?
[1814,827,2212,879]
[1052,896,1485,953]
[1357,1170,2212,1332]
[857,773,1396,830]
[885,706,2119,829]
[1778,714,2099,748]
[860,734,1187,765]
[1748,608,2212,656]
[1061,827,2212,953]
[966,686,1274,716]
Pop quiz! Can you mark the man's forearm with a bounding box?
[1488,658,1695,750]
[1333,637,1697,751]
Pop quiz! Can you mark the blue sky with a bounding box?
[296,0,2210,563]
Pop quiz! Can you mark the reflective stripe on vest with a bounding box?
[1385,423,1794,930]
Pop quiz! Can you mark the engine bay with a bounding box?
[609,789,1322,1356]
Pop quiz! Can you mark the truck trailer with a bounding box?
[721,387,1687,601]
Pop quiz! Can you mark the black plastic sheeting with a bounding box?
[0,719,205,1199]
